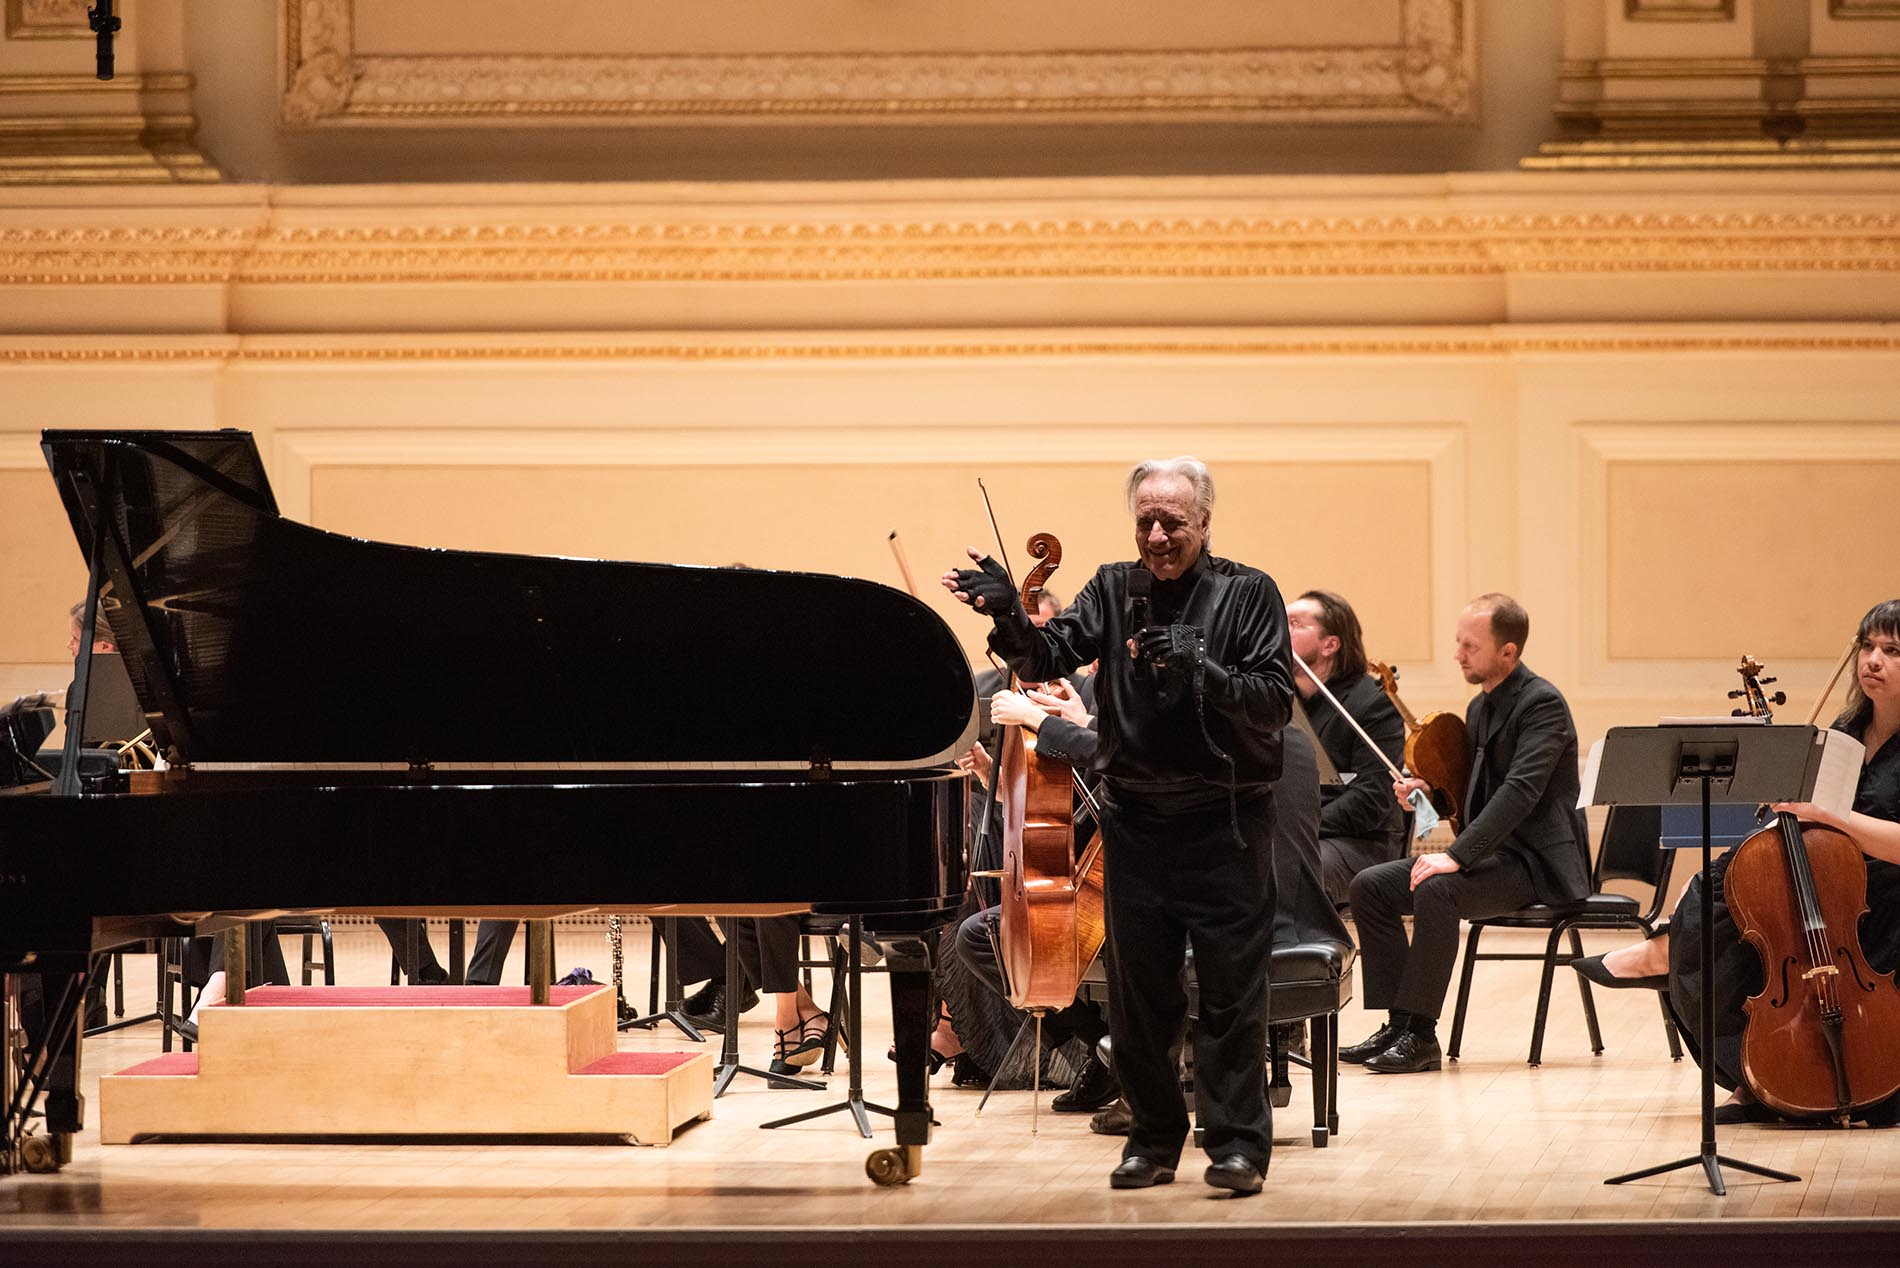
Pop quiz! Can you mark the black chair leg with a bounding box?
[1527,925,1567,1067]
[1568,927,1604,1055]
[1659,991,1684,1061]
[1447,925,1484,1060]
[1310,1014,1330,1148]
[321,922,336,986]
[821,935,849,1075]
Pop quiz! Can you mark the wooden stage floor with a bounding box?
[5,924,1898,1267]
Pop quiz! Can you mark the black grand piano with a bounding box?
[0,430,973,1184]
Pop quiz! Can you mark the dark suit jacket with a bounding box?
[1446,663,1591,905]
[1307,671,1406,847]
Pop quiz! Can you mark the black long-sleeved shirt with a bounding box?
[987,554,1294,791]
[1307,670,1406,845]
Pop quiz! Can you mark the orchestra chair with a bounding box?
[272,916,336,986]
[1446,805,1683,1067]
[1083,935,1355,1148]
[83,944,164,1040]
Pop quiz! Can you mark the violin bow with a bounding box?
[1290,649,1407,787]
[1805,638,1860,727]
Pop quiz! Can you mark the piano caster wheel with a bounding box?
[865,1144,921,1187]
[20,1133,68,1174]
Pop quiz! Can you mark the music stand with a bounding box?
[1589,722,1850,1195]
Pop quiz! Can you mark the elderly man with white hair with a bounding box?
[944,456,1295,1195]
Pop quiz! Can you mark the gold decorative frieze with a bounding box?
[4,330,1898,364]
[281,0,1476,128]
[3,207,1898,286]
[5,0,88,39]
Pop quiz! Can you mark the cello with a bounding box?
[989,532,1109,1017]
[1723,655,1900,1124]
[1370,659,1472,831]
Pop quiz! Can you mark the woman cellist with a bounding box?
[1574,598,1900,1124]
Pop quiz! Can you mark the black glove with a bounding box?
[952,555,1023,621]
[1134,624,1223,689]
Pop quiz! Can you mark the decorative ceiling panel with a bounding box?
[280,0,1477,128]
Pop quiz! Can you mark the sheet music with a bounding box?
[1810,728,1864,819]
[1577,736,1605,810]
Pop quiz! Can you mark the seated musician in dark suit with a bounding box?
[1344,594,1590,1074]
[1574,598,1900,1125]
[1285,590,1407,907]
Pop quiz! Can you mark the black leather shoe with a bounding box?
[1108,1156,1175,1189]
[1340,1022,1402,1065]
[680,981,759,1035]
[1052,1052,1120,1113]
[1203,1153,1266,1195]
[1364,1030,1442,1074]
[1714,1099,1776,1126]
[1571,954,1667,992]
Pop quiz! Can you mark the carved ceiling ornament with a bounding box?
[280,0,1475,128]
[3,207,1896,286]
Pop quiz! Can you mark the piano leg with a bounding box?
[5,968,87,1174]
[868,935,935,1186]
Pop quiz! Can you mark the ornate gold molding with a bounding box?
[4,0,87,39]
[281,0,1475,128]
[6,207,1895,285]
[4,331,1898,364]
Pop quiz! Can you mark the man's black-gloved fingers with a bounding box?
[953,555,1019,615]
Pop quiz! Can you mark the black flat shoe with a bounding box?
[1714,1099,1776,1126]
[1364,1031,1442,1074]
[1571,954,1667,992]
[1203,1153,1266,1195]
[1109,1156,1175,1189]
[1052,1052,1120,1113]
[681,980,760,1035]
[1340,1022,1402,1065]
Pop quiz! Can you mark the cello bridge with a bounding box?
[1801,964,1840,981]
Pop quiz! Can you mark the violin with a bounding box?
[1370,660,1471,831]
[1723,655,1900,1123]
[990,532,1109,1013]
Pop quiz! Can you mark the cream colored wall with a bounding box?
[3,173,1898,755]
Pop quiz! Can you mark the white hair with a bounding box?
[1125,456,1214,524]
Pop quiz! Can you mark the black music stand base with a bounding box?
[761,932,893,1137]
[708,925,823,1096]
[622,917,706,1042]
[1605,771,1798,1196]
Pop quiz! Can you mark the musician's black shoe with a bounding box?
[1340,1022,1402,1065]
[1108,1156,1175,1189]
[1203,1153,1267,1195]
[1714,1098,1776,1126]
[680,981,759,1035]
[1571,954,1667,992]
[164,1012,198,1045]
[1052,1052,1120,1113]
[1363,1031,1442,1074]
[949,1053,993,1089]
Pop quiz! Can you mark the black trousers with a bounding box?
[183,923,292,990]
[1347,853,1538,1019]
[1319,833,1403,909]
[722,916,802,996]
[1103,787,1276,1170]
[376,918,518,986]
[953,906,1109,1049]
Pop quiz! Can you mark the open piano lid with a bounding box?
[42,430,976,770]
